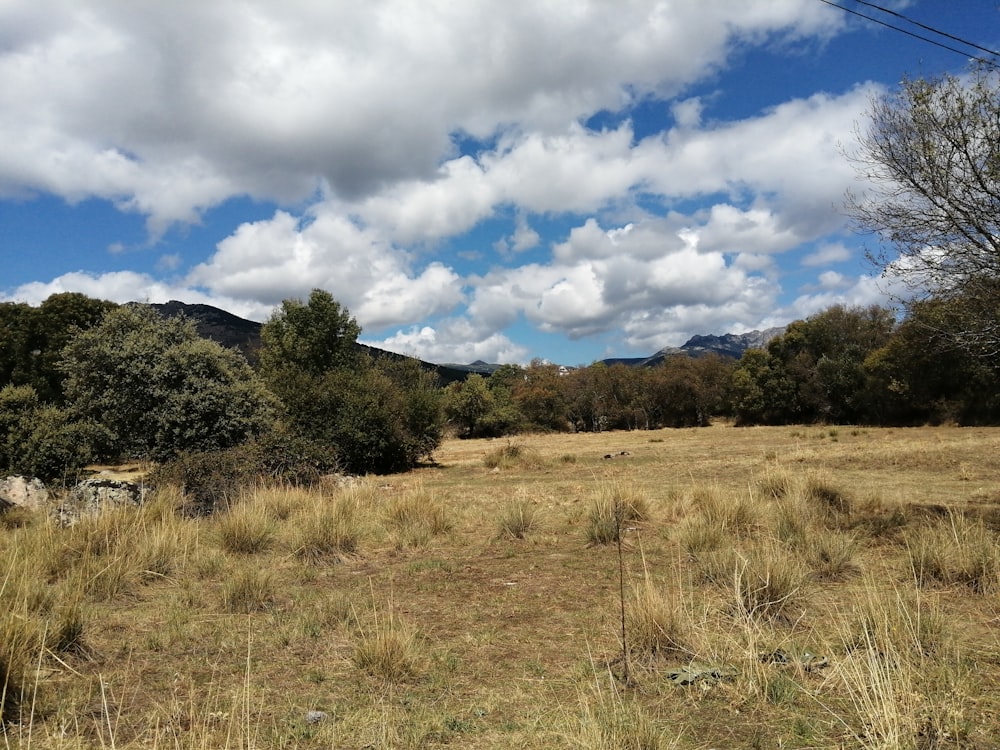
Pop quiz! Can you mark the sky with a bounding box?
[2,1,998,366]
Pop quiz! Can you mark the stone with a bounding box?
[0,476,50,510]
[54,478,149,525]
[305,710,329,724]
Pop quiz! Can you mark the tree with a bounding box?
[0,294,117,403]
[61,305,275,460]
[0,385,110,482]
[258,291,444,472]
[443,374,521,438]
[847,64,1000,361]
[259,289,361,380]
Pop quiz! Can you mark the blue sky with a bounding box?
[2,1,998,366]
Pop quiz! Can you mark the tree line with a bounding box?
[2,288,998,485]
[2,62,999,481]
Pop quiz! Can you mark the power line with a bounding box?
[816,0,1000,68]
[851,0,1000,58]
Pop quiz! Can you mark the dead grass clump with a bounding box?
[727,544,808,622]
[483,441,544,470]
[805,531,861,581]
[497,499,538,540]
[215,501,276,555]
[291,494,364,562]
[385,488,452,548]
[755,469,793,500]
[693,486,759,538]
[599,481,650,523]
[842,579,950,658]
[352,607,425,683]
[221,569,276,613]
[575,674,667,750]
[905,514,1000,593]
[835,581,956,746]
[624,575,690,660]
[804,475,852,519]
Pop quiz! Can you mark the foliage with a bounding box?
[0,293,118,404]
[443,373,522,438]
[847,64,1000,362]
[61,304,275,461]
[0,384,109,482]
[149,433,340,515]
[732,305,895,425]
[259,291,444,474]
[259,289,361,379]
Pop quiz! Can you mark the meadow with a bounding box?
[3,424,1000,749]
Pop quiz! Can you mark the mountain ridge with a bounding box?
[150,301,783,378]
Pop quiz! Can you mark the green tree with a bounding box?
[0,294,117,403]
[847,64,1000,362]
[865,298,1000,424]
[511,361,569,431]
[61,305,275,460]
[259,289,361,380]
[258,291,443,472]
[0,385,109,482]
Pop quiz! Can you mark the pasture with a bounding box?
[3,425,1000,748]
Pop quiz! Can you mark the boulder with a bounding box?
[0,475,50,511]
[55,478,149,525]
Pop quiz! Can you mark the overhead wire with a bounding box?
[815,0,1000,68]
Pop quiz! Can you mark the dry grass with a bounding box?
[1,426,1000,748]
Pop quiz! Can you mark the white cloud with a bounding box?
[185,207,465,330]
[4,270,275,321]
[366,321,529,365]
[803,242,854,266]
[0,0,846,231]
[1,0,885,363]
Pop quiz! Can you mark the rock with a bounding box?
[0,476,50,510]
[54,478,149,525]
[305,710,329,724]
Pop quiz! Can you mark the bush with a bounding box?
[150,433,340,515]
[61,305,276,461]
[497,500,538,540]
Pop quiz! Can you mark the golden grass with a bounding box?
[1,425,1000,748]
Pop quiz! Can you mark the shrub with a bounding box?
[352,609,425,683]
[222,569,276,613]
[216,503,275,555]
[150,433,340,515]
[497,500,538,540]
[61,305,276,461]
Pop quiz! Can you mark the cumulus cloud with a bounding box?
[0,0,845,228]
[185,207,465,330]
[5,270,275,321]
[2,0,891,363]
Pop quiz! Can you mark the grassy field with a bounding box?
[3,425,1000,748]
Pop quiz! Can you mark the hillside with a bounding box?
[151,301,781,377]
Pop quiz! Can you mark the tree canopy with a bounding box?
[61,305,276,460]
[848,64,1000,362]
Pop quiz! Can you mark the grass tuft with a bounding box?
[497,499,538,540]
[352,605,425,683]
[221,568,276,613]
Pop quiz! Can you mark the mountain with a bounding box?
[150,301,477,384]
[150,301,783,379]
[598,328,784,368]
